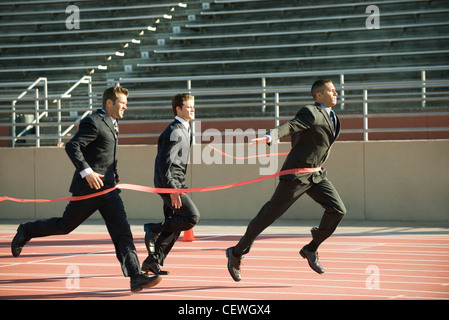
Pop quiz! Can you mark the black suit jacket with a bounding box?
[65,109,118,195]
[269,102,341,183]
[154,119,192,189]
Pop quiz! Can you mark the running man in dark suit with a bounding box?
[226,79,346,281]
[11,86,161,292]
[142,93,200,275]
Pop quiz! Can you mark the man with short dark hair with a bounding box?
[226,79,346,281]
[142,93,200,276]
[11,86,161,292]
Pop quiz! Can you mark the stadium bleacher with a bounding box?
[0,0,448,146]
[132,0,449,76]
[0,1,183,83]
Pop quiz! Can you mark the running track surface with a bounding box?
[1,229,448,300]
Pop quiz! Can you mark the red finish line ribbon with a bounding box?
[0,167,321,203]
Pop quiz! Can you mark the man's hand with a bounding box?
[170,192,185,209]
[85,172,105,190]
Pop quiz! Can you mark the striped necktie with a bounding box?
[113,120,119,136]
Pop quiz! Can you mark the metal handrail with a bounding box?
[10,77,48,147]
[55,76,93,146]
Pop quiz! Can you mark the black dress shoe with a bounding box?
[226,247,242,282]
[144,223,161,254]
[300,245,325,274]
[142,260,170,275]
[130,273,162,292]
[11,225,30,257]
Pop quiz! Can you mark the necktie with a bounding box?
[113,120,119,136]
[330,110,336,129]
[112,120,119,180]
[188,126,192,144]
[330,110,336,135]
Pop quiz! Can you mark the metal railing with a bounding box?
[0,66,448,146]
[1,76,93,147]
[10,77,48,147]
[54,76,93,146]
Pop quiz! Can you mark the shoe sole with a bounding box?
[131,275,162,292]
[142,261,170,275]
[143,266,170,276]
[226,248,241,282]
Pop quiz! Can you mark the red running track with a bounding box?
[1,231,448,300]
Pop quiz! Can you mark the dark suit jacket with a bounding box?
[268,102,341,183]
[154,119,192,189]
[65,109,118,195]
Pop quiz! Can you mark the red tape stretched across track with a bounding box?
[0,167,321,203]
[0,145,319,203]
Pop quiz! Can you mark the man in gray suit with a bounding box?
[226,79,346,281]
[142,93,200,275]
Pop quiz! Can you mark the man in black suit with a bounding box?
[11,86,161,292]
[142,93,200,275]
[226,79,346,281]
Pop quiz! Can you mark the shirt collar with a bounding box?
[100,108,117,124]
[317,102,333,115]
[175,116,190,130]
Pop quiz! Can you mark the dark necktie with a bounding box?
[330,110,336,135]
[188,126,192,144]
[112,120,119,178]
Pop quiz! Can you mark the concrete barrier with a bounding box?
[1,140,448,222]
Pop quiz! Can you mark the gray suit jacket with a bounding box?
[268,102,340,183]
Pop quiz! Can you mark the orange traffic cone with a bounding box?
[180,228,198,242]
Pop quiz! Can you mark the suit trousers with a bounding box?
[21,189,140,277]
[233,176,346,257]
[150,193,200,265]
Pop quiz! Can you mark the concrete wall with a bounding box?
[1,140,448,222]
